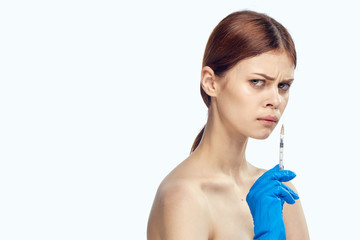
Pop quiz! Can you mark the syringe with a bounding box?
[279,124,284,171]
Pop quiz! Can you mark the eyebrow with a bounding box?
[253,73,294,82]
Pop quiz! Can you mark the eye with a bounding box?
[278,82,291,91]
[250,79,265,87]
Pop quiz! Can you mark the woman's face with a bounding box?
[213,50,295,139]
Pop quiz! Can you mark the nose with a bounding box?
[264,87,281,109]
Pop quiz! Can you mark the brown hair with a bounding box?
[190,10,297,154]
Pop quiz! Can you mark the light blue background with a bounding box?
[1,0,359,239]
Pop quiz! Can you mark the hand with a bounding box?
[246,164,299,240]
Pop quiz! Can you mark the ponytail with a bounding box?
[190,124,206,154]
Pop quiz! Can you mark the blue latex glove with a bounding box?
[246,164,299,240]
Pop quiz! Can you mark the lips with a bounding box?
[257,116,279,126]
[257,116,279,122]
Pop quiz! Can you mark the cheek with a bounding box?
[217,86,252,121]
[229,86,256,111]
[280,96,289,113]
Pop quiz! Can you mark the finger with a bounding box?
[249,166,296,193]
[277,185,296,204]
[271,170,296,182]
[269,164,280,172]
[281,183,299,200]
[254,164,281,183]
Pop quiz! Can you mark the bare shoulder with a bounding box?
[147,161,211,240]
[155,159,209,209]
[157,176,208,211]
[282,181,310,240]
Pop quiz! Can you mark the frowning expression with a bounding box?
[213,50,295,139]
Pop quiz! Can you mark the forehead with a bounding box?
[234,51,295,78]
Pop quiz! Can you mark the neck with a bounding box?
[190,110,250,182]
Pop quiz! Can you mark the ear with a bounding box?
[201,66,217,97]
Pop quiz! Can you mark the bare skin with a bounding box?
[147,51,310,240]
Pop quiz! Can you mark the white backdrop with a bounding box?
[1,0,359,239]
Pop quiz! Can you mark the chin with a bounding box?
[251,135,270,140]
[250,130,273,140]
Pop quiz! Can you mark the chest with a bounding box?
[204,186,254,240]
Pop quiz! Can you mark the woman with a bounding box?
[147,10,309,240]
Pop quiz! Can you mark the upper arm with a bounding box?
[148,183,210,240]
[283,181,310,240]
